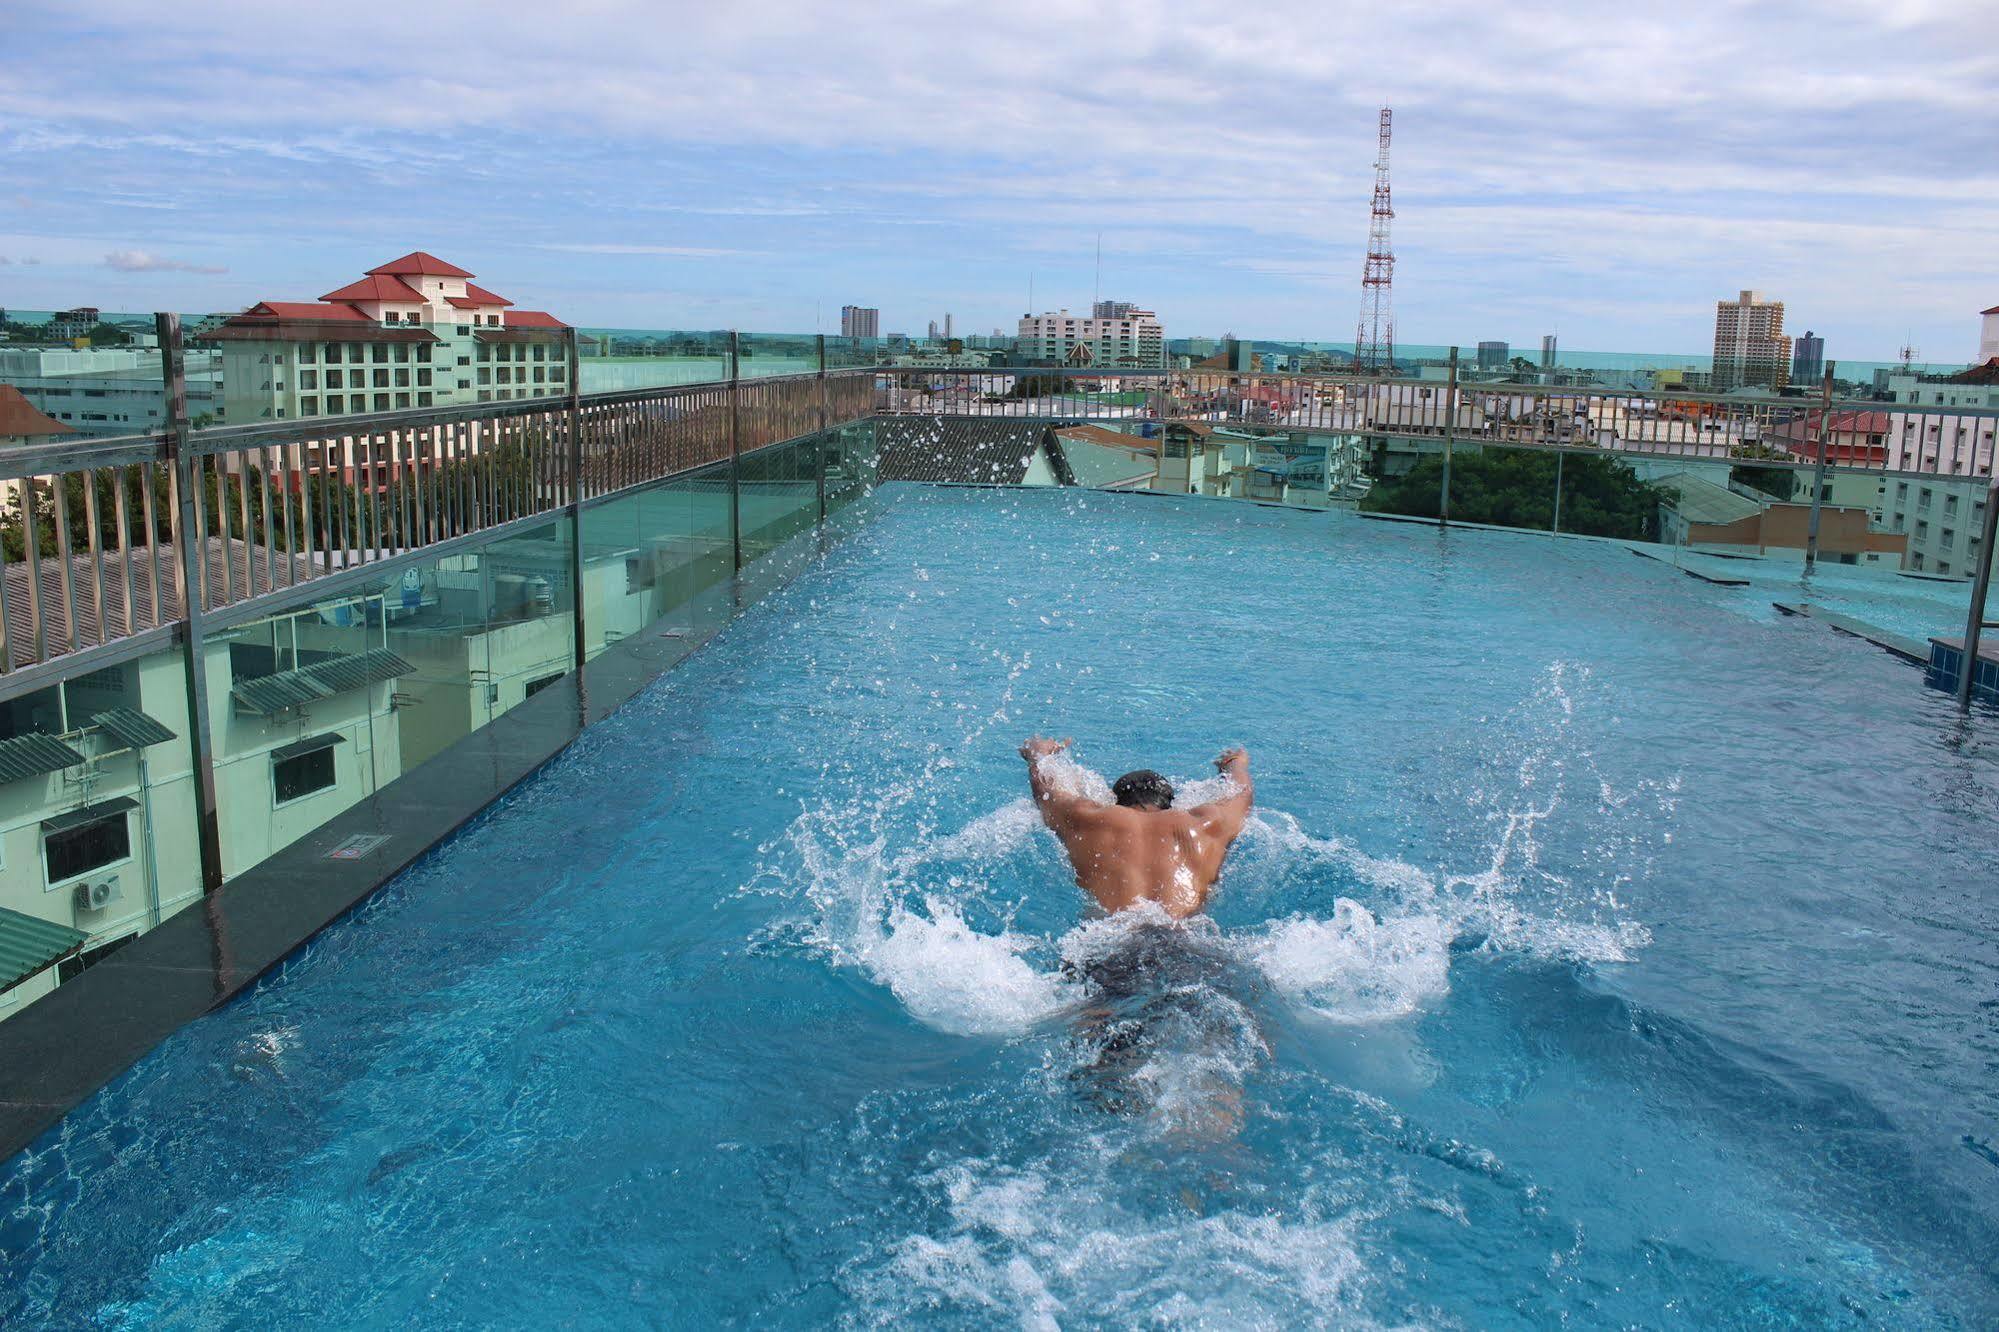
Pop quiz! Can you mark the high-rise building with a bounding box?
[1540,334,1557,369]
[1712,290,1792,392]
[1017,305,1165,367]
[927,320,940,341]
[197,251,569,427]
[839,305,879,339]
[1792,330,1825,385]
[943,313,953,340]
[1092,300,1139,319]
[1476,341,1509,371]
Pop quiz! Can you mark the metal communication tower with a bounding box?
[1355,107,1395,373]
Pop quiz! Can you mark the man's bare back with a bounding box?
[1021,737,1253,919]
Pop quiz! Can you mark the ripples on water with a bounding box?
[4,487,1997,1327]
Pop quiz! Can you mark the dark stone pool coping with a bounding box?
[0,508,864,1163]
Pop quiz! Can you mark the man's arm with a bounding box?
[1021,735,1096,835]
[1190,746,1254,842]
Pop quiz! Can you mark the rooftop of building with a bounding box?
[1652,470,1766,526]
[0,385,75,440]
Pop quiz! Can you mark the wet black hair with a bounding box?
[1112,770,1175,811]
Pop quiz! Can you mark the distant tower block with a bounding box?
[1354,107,1396,374]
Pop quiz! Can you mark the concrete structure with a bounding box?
[1981,304,1999,363]
[1017,306,1164,368]
[198,252,569,427]
[1712,290,1792,392]
[1476,341,1508,371]
[1882,476,1990,577]
[1884,360,1999,411]
[839,306,880,339]
[1653,471,1903,565]
[1792,330,1824,385]
[0,346,224,436]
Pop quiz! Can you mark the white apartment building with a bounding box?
[0,346,224,435]
[1981,303,1998,363]
[840,306,879,339]
[1017,305,1165,368]
[1712,290,1792,392]
[200,252,570,430]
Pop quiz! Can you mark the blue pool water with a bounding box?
[5,487,1998,1327]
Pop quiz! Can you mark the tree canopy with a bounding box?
[1362,448,1667,539]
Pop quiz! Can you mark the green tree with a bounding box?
[1362,449,1667,539]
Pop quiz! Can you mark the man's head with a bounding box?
[1112,769,1175,811]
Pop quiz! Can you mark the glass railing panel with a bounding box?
[575,328,733,392]
[738,438,818,562]
[0,635,198,1016]
[209,511,576,875]
[0,310,177,444]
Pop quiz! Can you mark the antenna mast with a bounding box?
[1355,107,1395,374]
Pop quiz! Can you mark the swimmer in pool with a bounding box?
[1019,737,1252,919]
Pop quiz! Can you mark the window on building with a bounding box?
[301,397,318,416]
[533,344,547,361]
[348,343,363,362]
[1919,489,1933,511]
[394,345,409,363]
[418,392,433,407]
[300,370,318,391]
[394,369,410,387]
[456,325,470,337]
[299,344,316,363]
[1913,553,1926,570]
[478,368,491,385]
[374,394,390,412]
[394,392,410,409]
[1939,562,1952,576]
[457,379,470,391]
[417,369,431,387]
[325,343,344,364]
[326,394,344,414]
[372,344,388,364]
[1946,494,1960,517]
[272,738,337,804]
[44,806,132,883]
[457,355,470,367]
[373,369,389,388]
[416,344,431,363]
[1942,528,1956,549]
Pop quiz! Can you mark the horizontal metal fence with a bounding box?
[874,364,1999,481]
[0,323,877,680]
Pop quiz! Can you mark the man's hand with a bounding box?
[1021,735,1071,762]
[1213,746,1248,773]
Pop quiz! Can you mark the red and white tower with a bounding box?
[1355,107,1395,374]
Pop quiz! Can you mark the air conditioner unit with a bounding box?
[74,875,122,913]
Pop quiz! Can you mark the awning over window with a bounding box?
[0,906,88,994]
[231,649,414,716]
[42,796,137,835]
[272,732,341,763]
[0,733,87,784]
[90,708,178,751]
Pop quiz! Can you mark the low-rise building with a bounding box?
[0,346,225,436]
[1017,306,1164,368]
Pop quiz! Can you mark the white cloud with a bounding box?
[104,249,228,274]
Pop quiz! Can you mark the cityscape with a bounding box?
[1,5,1997,1328]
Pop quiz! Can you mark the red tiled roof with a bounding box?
[505,309,567,328]
[1982,305,1999,316]
[366,251,474,278]
[0,385,74,439]
[463,282,511,307]
[237,301,371,322]
[320,274,426,303]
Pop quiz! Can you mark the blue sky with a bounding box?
[1,1,1995,363]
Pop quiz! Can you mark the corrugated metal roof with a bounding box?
[0,906,88,993]
[875,419,1048,484]
[272,731,340,763]
[1654,472,1766,526]
[89,708,177,750]
[42,796,136,834]
[0,732,87,784]
[231,648,413,716]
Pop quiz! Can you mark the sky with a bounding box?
[1,1,1995,363]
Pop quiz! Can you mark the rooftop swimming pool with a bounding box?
[4,486,1997,1327]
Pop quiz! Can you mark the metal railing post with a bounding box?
[1802,363,1835,573]
[1438,346,1459,525]
[1552,447,1565,534]
[1956,476,1999,711]
[157,313,225,894]
[728,330,742,570]
[815,333,828,523]
[565,326,586,668]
